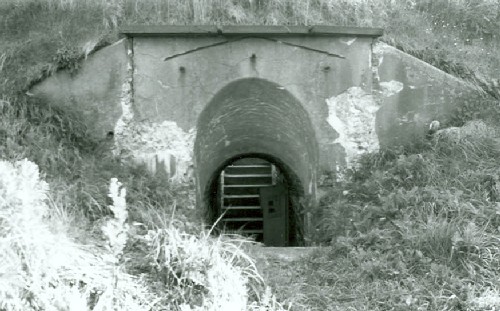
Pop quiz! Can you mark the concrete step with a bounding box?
[243,245,321,278]
[224,194,260,198]
[224,184,272,188]
[245,245,320,263]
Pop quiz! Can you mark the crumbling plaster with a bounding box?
[325,80,403,167]
[130,35,376,179]
[113,38,196,183]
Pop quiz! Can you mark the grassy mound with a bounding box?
[274,119,500,310]
[0,159,289,310]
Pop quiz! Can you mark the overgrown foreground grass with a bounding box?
[0,158,289,310]
[263,120,500,310]
[1,0,500,310]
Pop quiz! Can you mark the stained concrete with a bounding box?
[372,42,486,147]
[30,39,128,138]
[131,34,374,180]
[30,26,486,216]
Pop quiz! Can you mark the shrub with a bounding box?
[135,226,290,310]
[0,159,160,310]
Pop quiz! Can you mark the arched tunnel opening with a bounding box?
[206,154,305,246]
[194,78,318,246]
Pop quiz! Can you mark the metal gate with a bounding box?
[219,158,288,246]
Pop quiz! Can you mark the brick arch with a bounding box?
[194,78,319,217]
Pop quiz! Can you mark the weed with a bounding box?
[305,119,500,310]
[53,45,82,73]
[0,159,154,310]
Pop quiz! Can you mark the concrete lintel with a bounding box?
[120,25,383,38]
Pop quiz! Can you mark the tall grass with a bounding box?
[0,161,288,310]
[0,160,160,310]
[295,119,500,310]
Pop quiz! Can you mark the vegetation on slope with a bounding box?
[282,119,500,310]
[0,162,160,310]
[0,161,282,310]
[0,0,499,310]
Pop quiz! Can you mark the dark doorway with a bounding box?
[194,78,319,246]
[215,157,292,246]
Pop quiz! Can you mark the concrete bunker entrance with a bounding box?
[207,155,304,246]
[194,78,318,246]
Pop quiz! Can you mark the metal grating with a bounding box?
[219,158,276,239]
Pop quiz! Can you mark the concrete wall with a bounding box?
[372,42,485,148]
[131,35,375,178]
[31,40,129,138]
[30,31,486,208]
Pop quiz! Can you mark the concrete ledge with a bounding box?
[246,245,321,262]
[121,25,383,37]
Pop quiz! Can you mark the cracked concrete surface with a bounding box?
[326,87,381,167]
[325,81,405,167]
[132,35,371,179]
[118,120,196,182]
[29,31,486,200]
[113,38,196,183]
[379,80,404,97]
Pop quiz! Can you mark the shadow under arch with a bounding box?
[194,78,319,243]
[204,152,306,242]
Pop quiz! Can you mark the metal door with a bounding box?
[260,184,288,246]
